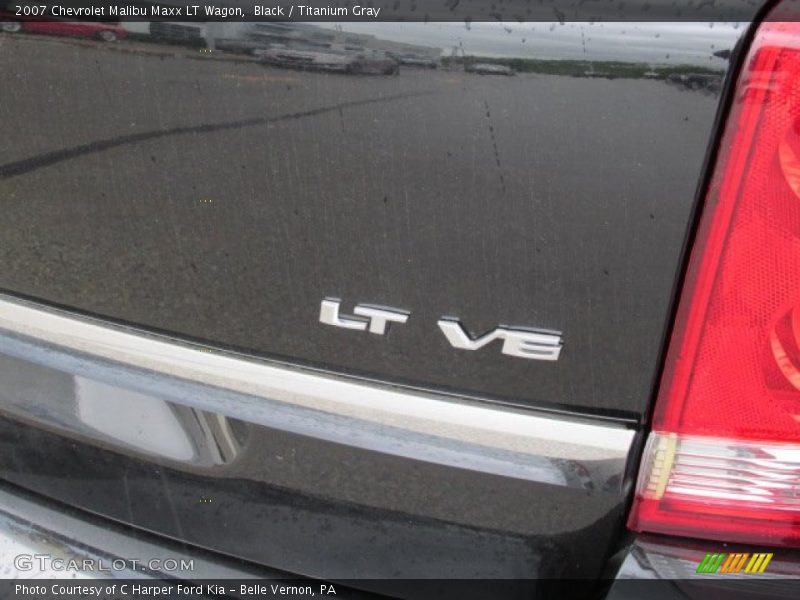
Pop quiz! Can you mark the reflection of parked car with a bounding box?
[396,56,439,69]
[255,48,353,73]
[465,63,515,76]
[215,39,269,55]
[666,72,723,93]
[148,21,204,46]
[256,48,399,76]
[0,11,127,41]
[351,54,400,76]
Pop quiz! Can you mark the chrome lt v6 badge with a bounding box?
[320,299,563,361]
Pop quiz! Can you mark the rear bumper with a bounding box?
[0,480,584,599]
[0,482,389,599]
[0,293,637,582]
[5,471,799,598]
[0,480,265,580]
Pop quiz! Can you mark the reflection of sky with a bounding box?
[320,22,745,66]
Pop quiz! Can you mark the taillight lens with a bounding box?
[628,18,800,546]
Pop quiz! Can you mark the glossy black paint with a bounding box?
[0,21,746,419]
[0,18,753,589]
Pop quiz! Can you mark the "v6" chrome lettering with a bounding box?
[437,318,563,361]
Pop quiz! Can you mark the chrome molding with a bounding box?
[0,294,635,490]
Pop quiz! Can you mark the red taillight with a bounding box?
[628,17,800,547]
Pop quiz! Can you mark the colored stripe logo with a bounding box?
[697,552,773,574]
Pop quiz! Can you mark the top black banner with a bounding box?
[2,0,797,23]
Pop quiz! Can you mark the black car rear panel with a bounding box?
[0,16,750,588]
[0,23,743,418]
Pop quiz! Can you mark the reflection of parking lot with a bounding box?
[0,22,432,74]
[1,32,718,190]
[0,29,262,64]
[0,33,472,166]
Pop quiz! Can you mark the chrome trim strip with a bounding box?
[0,294,635,490]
